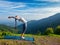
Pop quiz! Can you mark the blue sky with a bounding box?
[0,0,60,24]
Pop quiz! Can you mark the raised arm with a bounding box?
[8,16,15,19]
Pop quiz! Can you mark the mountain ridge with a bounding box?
[18,13,60,34]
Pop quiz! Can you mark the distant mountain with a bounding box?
[18,13,60,34]
[0,24,18,33]
[37,13,60,33]
[1,13,60,34]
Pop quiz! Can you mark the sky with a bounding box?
[0,0,60,25]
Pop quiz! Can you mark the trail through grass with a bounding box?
[0,34,60,45]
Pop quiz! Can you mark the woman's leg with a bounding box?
[21,23,27,37]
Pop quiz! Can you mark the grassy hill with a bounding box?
[0,34,60,45]
[0,25,60,45]
[0,24,19,34]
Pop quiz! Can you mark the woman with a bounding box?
[8,15,27,39]
[15,16,27,39]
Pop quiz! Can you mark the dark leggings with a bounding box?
[22,23,27,34]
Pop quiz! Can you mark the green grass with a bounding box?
[0,33,60,45]
[0,32,60,45]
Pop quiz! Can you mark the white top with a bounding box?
[15,15,27,23]
[20,17,27,23]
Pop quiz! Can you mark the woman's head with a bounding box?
[15,15,20,19]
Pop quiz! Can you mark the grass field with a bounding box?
[0,34,60,45]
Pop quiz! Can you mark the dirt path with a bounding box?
[0,36,60,45]
[35,36,60,45]
[0,40,35,45]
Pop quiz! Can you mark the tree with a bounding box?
[2,32,6,36]
[44,27,54,35]
[55,25,60,35]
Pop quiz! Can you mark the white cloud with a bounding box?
[11,5,26,8]
[36,0,60,2]
[4,7,60,21]
[11,2,27,8]
[0,0,60,21]
[0,1,26,10]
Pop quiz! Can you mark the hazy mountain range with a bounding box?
[18,13,60,34]
[0,13,60,34]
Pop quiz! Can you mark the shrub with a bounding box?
[1,31,13,36]
[55,25,60,35]
[37,30,41,35]
[44,27,54,35]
